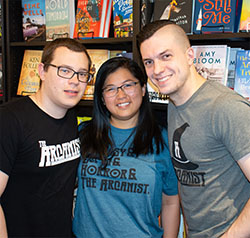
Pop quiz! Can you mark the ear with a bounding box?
[186,47,194,66]
[142,84,146,97]
[38,63,46,82]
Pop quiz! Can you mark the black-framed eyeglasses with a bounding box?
[45,63,93,83]
[102,81,139,98]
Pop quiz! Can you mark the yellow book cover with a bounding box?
[82,49,109,100]
[17,50,43,96]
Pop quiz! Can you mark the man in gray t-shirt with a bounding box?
[138,20,250,238]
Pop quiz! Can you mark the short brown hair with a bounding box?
[41,38,91,71]
[137,20,176,49]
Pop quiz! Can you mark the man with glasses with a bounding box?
[0,38,92,237]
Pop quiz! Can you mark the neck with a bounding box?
[171,66,206,106]
[30,90,67,119]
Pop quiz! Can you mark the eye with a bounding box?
[104,87,116,93]
[123,83,133,89]
[143,59,153,67]
[59,67,72,74]
[78,72,88,77]
[161,53,171,60]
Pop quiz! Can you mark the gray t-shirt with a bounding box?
[168,80,250,238]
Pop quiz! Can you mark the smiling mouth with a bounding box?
[65,90,78,94]
[158,75,172,82]
[117,102,130,107]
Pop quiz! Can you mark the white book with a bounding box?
[192,45,230,86]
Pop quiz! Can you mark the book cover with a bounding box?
[0,3,2,38]
[17,50,43,96]
[74,0,112,39]
[153,0,195,34]
[192,45,230,85]
[193,0,239,34]
[234,50,250,100]
[239,0,250,31]
[113,0,133,38]
[147,79,169,104]
[22,0,46,41]
[45,0,75,41]
[82,49,110,100]
[140,0,154,29]
[0,53,2,97]
[227,47,242,89]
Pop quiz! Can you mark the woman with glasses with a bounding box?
[73,57,180,238]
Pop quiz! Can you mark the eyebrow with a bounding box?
[143,49,170,62]
[57,64,89,72]
[104,79,136,87]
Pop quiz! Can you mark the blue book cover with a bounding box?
[227,47,242,89]
[22,0,46,41]
[113,0,133,38]
[193,0,239,34]
[234,50,250,100]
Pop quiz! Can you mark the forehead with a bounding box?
[140,26,178,57]
[52,47,89,68]
[104,67,136,85]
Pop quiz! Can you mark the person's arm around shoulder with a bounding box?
[161,193,180,238]
[221,153,250,238]
[0,170,9,238]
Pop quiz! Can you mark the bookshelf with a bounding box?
[1,0,250,114]
[0,0,6,103]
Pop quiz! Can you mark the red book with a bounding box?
[74,0,112,39]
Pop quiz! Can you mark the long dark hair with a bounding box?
[79,57,165,165]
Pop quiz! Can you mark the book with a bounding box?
[22,0,46,41]
[147,78,169,104]
[82,49,110,100]
[45,0,75,41]
[227,47,242,89]
[239,0,250,32]
[153,0,195,34]
[109,50,124,58]
[116,52,133,59]
[234,50,250,100]
[74,0,112,39]
[17,50,43,96]
[192,45,230,85]
[113,0,133,38]
[193,0,239,34]
[140,0,154,29]
[0,53,2,97]
[0,2,2,38]
[77,116,92,125]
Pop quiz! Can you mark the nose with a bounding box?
[153,59,165,75]
[116,87,126,97]
[68,72,79,84]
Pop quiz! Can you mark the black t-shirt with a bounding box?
[0,97,80,237]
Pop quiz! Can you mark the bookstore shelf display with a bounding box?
[1,0,250,108]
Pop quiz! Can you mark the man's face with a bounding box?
[39,47,89,112]
[140,26,193,102]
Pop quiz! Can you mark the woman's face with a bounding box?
[102,67,146,129]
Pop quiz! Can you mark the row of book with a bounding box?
[149,46,250,103]
[143,0,250,34]
[16,46,250,103]
[16,49,132,99]
[22,0,133,42]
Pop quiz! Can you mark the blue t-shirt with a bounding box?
[73,125,178,238]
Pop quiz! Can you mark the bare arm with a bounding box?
[221,153,250,238]
[161,193,180,238]
[0,170,9,238]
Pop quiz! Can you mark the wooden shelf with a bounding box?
[189,32,250,41]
